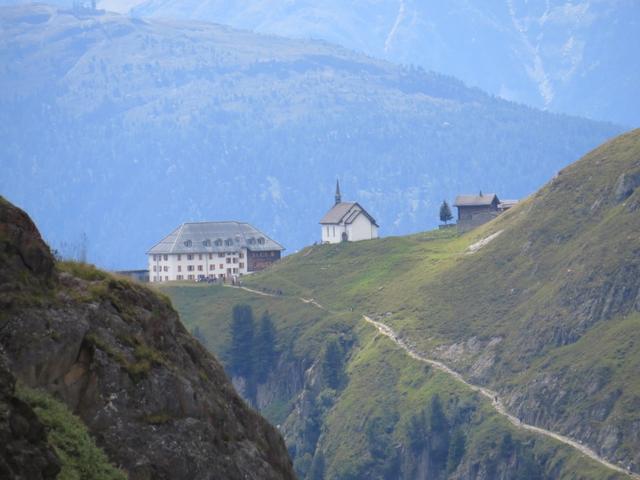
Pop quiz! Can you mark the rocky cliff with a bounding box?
[0,350,60,479]
[0,196,296,479]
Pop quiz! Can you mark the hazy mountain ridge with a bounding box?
[0,4,622,269]
[125,0,640,126]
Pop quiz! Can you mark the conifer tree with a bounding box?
[229,304,255,378]
[322,340,343,389]
[254,311,277,383]
[447,429,466,473]
[429,394,448,433]
[429,394,450,471]
[407,412,427,452]
[439,200,453,224]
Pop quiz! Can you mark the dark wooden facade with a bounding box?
[456,198,499,221]
[247,250,281,272]
[454,193,501,233]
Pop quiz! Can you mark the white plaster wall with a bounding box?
[320,213,378,245]
[149,248,248,282]
[347,212,378,241]
[321,223,347,244]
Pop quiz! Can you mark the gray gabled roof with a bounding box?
[454,193,499,207]
[319,202,379,227]
[147,221,284,255]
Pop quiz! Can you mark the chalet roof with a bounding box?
[147,221,284,255]
[454,193,499,207]
[498,199,518,209]
[319,202,379,227]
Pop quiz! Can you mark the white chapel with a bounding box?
[319,181,379,244]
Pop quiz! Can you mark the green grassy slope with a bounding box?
[163,283,626,479]
[161,129,640,477]
[239,129,640,461]
[321,325,625,480]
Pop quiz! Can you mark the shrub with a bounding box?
[16,384,126,480]
[57,261,108,282]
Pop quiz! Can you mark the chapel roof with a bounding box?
[319,202,378,227]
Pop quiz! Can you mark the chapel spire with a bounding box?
[335,179,342,205]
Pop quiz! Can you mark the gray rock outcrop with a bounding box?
[0,196,296,480]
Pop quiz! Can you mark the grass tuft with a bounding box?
[16,384,126,480]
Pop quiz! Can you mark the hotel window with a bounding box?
[232,257,237,263]
[198,254,202,260]
[209,253,213,260]
[219,264,223,269]
[197,265,203,271]
[218,253,225,258]
[239,252,245,259]
[187,265,194,272]
[209,265,214,270]
[187,254,193,260]
[163,255,168,261]
[188,275,194,280]
[165,276,168,281]
[232,268,238,274]
[226,258,231,264]
[163,266,168,272]
[177,275,183,280]
[239,262,245,269]
[152,255,157,261]
[177,254,181,260]
[177,266,181,272]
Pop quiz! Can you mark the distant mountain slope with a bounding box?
[125,0,640,126]
[0,4,622,269]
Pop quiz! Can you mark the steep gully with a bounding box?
[226,286,638,478]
